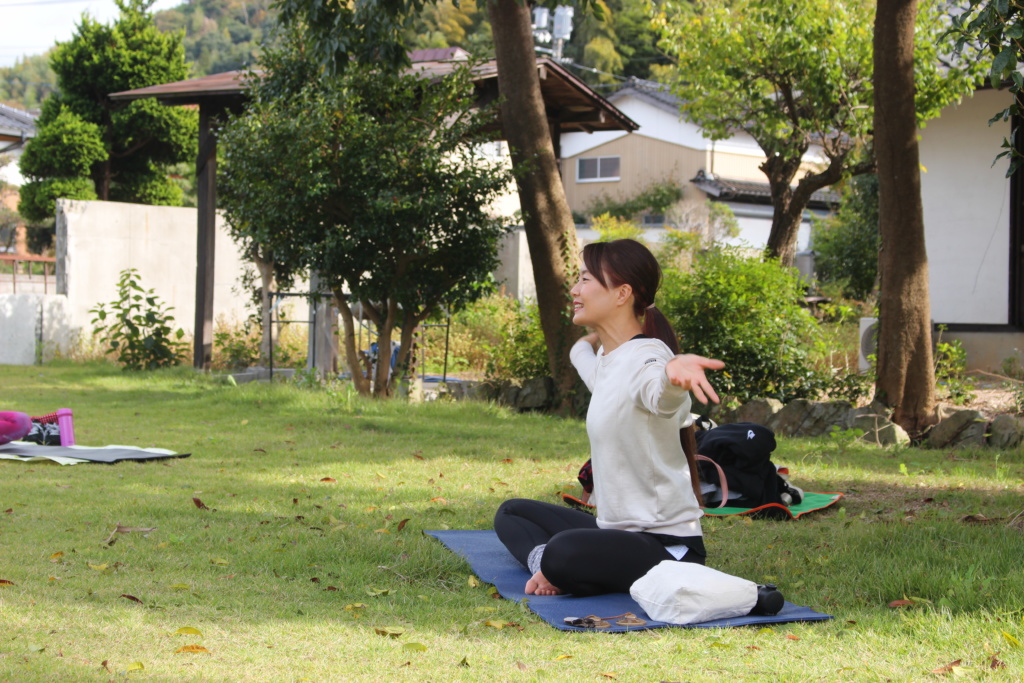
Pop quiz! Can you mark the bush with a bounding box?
[89,268,187,371]
[812,174,879,300]
[484,299,549,382]
[659,247,825,403]
[415,294,521,378]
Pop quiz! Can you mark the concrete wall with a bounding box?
[0,293,73,364]
[55,199,254,338]
[0,200,256,364]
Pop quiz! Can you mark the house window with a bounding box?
[577,156,620,182]
[643,214,664,226]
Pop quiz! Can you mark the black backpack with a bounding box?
[695,422,794,508]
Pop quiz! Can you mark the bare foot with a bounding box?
[525,570,562,596]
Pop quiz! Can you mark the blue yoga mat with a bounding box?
[426,529,833,632]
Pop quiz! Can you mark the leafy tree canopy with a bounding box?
[657,0,982,265]
[218,32,513,396]
[18,0,196,224]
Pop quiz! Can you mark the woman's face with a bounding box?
[570,267,625,327]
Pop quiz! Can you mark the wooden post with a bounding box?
[194,103,218,370]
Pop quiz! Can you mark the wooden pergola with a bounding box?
[109,49,637,370]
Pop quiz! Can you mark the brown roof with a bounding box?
[109,55,637,135]
[691,170,840,209]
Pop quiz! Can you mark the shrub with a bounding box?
[416,294,521,378]
[811,173,879,300]
[89,268,187,371]
[484,299,549,382]
[659,247,826,403]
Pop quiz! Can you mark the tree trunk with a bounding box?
[762,154,803,266]
[873,0,936,433]
[487,0,580,411]
[334,291,371,395]
[251,246,277,365]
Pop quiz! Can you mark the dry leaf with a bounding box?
[599,674,618,680]
[127,662,145,671]
[320,477,337,483]
[192,498,209,510]
[554,654,574,660]
[120,594,143,604]
[990,654,1006,669]
[484,620,504,629]
[403,642,427,652]
[0,579,13,587]
[930,659,962,675]
[49,551,64,562]
[961,514,996,524]
[175,644,209,654]
[374,627,405,638]
[88,563,108,571]
[468,575,480,588]
[345,603,367,610]
[175,627,203,636]
[515,661,528,671]
[412,452,425,460]
[430,497,448,504]
[785,635,800,641]
[888,599,914,608]
[396,519,410,532]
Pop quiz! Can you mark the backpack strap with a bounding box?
[696,454,729,508]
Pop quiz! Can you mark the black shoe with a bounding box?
[750,584,784,616]
[779,480,804,506]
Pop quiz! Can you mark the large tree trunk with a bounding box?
[873,0,936,433]
[487,0,580,411]
[762,154,804,266]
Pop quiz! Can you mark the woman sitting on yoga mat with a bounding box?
[494,239,723,597]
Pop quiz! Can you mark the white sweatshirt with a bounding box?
[571,336,703,539]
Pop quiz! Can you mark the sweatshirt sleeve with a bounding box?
[570,338,599,392]
[630,344,692,417]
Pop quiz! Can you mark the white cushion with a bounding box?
[630,561,758,624]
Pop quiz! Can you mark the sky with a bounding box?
[0,0,183,68]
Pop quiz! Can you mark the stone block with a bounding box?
[988,414,1024,450]
[718,398,784,426]
[926,409,987,449]
[768,399,853,437]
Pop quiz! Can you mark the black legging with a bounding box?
[494,498,705,596]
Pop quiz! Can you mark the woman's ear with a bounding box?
[616,283,633,306]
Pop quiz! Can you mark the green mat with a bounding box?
[702,491,844,519]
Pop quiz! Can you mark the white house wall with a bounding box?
[919,88,1011,325]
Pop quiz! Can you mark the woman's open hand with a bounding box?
[666,354,725,405]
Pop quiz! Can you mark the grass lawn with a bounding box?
[1,362,1023,682]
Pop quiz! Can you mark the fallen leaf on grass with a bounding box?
[599,674,617,680]
[344,603,367,611]
[961,514,997,524]
[175,644,209,654]
[396,519,410,532]
[990,653,1006,669]
[88,563,108,571]
[49,551,64,562]
[403,642,427,652]
[103,523,157,546]
[484,620,504,629]
[1003,631,1022,647]
[785,635,800,641]
[174,627,203,636]
[320,477,337,483]
[210,558,229,566]
[0,579,13,587]
[458,656,469,667]
[468,575,480,588]
[170,583,190,591]
[99,660,111,672]
[192,498,209,510]
[374,627,405,638]
[889,599,914,608]
[126,662,145,672]
[554,654,573,661]
[930,659,962,675]
[120,594,143,604]
[366,587,391,596]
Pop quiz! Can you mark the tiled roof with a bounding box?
[608,77,682,115]
[0,103,37,143]
[691,170,840,209]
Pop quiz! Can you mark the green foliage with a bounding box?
[18,177,97,225]
[934,327,976,406]
[89,268,187,371]
[154,0,278,76]
[219,31,512,395]
[484,300,550,382]
[586,181,683,221]
[659,247,826,403]
[950,1,1024,174]
[417,294,520,377]
[591,213,645,243]
[812,174,879,300]
[0,53,57,110]
[17,0,196,222]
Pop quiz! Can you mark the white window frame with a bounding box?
[577,156,621,183]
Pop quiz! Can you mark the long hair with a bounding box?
[581,239,704,505]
